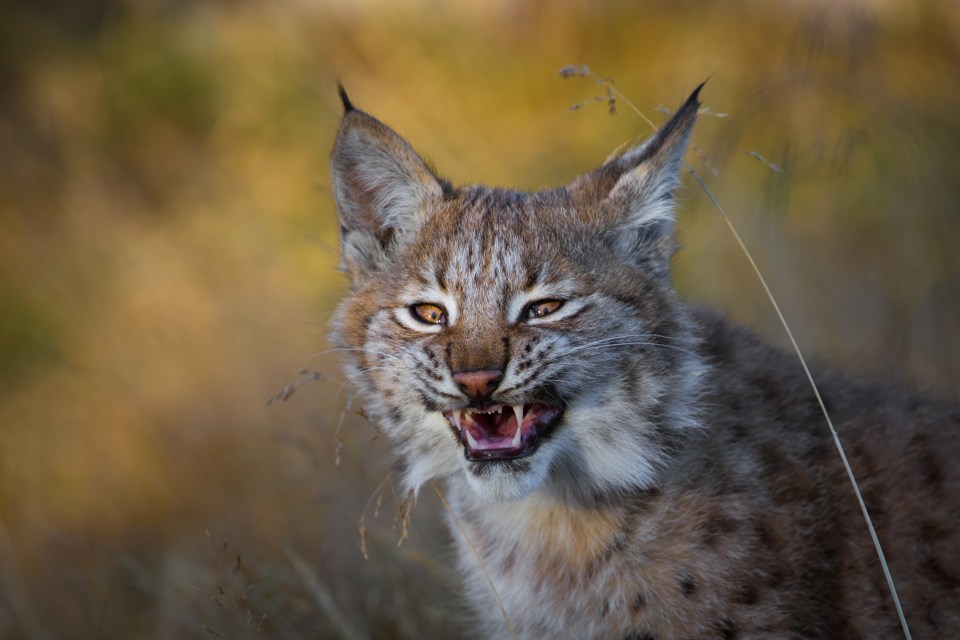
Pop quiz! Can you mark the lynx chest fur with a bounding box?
[328,86,960,639]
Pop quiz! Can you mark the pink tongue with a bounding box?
[466,411,519,448]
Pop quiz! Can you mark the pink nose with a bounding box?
[453,369,502,400]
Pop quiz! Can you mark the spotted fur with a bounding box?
[327,86,960,639]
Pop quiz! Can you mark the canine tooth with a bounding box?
[464,428,480,450]
[451,409,462,431]
[511,404,524,447]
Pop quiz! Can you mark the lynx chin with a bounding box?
[327,84,960,639]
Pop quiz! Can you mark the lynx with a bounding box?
[327,85,960,639]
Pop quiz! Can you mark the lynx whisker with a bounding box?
[559,334,700,359]
[334,365,408,399]
[299,346,405,368]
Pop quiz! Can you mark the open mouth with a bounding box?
[443,403,563,461]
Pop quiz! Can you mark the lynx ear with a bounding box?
[568,84,702,275]
[331,86,447,283]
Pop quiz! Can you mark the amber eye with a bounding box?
[411,303,447,325]
[526,299,564,319]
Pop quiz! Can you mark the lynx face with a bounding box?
[330,87,706,501]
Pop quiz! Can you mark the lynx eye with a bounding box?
[526,299,564,320]
[411,303,447,325]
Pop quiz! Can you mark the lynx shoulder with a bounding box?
[327,85,960,639]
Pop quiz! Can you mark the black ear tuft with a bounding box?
[686,78,708,109]
[656,80,705,144]
[337,82,355,113]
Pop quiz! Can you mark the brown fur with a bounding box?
[327,86,960,639]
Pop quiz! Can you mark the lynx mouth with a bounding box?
[443,403,562,461]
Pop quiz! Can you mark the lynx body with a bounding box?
[328,86,960,639]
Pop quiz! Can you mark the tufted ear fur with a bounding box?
[330,86,449,286]
[567,84,702,277]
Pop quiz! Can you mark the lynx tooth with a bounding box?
[511,405,524,447]
[464,427,480,450]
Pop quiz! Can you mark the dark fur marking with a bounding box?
[606,292,648,310]
[757,443,788,479]
[753,521,775,551]
[599,527,630,567]
[500,548,517,575]
[358,313,375,345]
[623,363,638,398]
[735,584,759,606]
[804,438,829,460]
[437,176,454,198]
[701,515,738,548]
[416,390,440,412]
[921,553,960,589]
[771,473,815,505]
[468,457,531,478]
[919,448,943,491]
[767,567,786,589]
[421,381,459,401]
[523,268,538,290]
[679,573,697,597]
[631,593,645,613]
[389,314,415,332]
[422,368,444,383]
[717,618,738,640]
[753,370,783,405]
[849,442,876,477]
[920,518,950,541]
[391,456,408,478]
[728,422,748,441]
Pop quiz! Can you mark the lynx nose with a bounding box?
[453,369,503,401]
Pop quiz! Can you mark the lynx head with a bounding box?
[329,85,706,502]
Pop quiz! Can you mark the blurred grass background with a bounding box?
[0,0,958,637]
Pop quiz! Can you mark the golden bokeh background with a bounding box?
[1,0,958,637]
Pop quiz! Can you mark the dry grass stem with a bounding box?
[432,483,517,640]
[285,545,364,639]
[265,369,326,406]
[688,164,912,640]
[394,489,415,547]
[565,65,912,639]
